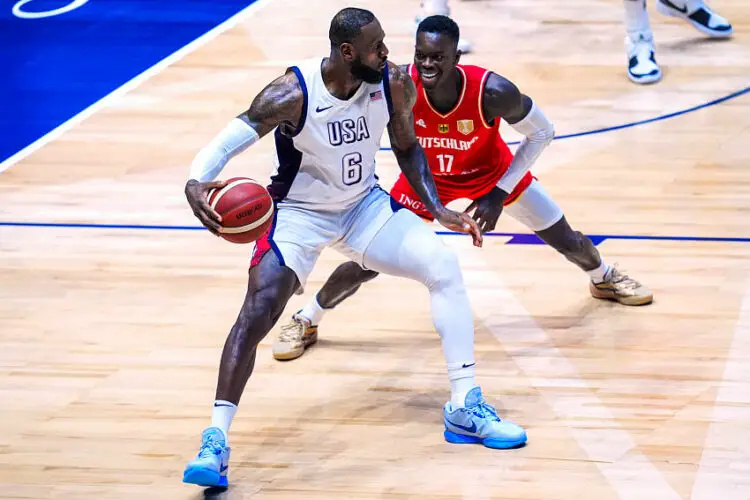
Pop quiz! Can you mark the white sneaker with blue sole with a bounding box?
[182,427,231,488]
[443,386,527,449]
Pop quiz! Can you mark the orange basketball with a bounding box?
[207,177,274,244]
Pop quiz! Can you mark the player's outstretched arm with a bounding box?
[185,70,304,235]
[385,63,482,247]
[465,74,555,234]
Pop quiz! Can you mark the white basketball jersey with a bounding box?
[269,57,392,211]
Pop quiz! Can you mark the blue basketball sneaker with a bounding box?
[182,427,231,487]
[443,387,527,449]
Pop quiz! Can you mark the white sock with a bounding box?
[211,400,237,442]
[421,0,450,16]
[297,295,327,326]
[447,362,477,408]
[623,0,653,41]
[587,261,611,284]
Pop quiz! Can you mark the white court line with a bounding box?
[445,239,682,499]
[0,0,276,174]
[691,275,750,499]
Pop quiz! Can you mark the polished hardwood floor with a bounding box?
[1,0,749,498]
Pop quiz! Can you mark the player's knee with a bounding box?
[235,287,284,340]
[424,249,463,291]
[341,261,378,283]
[359,269,380,283]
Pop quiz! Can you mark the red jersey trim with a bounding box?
[422,66,468,119]
[478,69,493,129]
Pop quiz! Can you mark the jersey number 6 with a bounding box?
[342,152,363,186]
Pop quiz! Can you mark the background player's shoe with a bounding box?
[272,314,318,360]
[590,265,653,306]
[656,0,733,38]
[626,35,662,84]
[182,427,231,488]
[443,387,527,449]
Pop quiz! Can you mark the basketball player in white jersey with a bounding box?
[181,8,527,489]
[624,0,732,84]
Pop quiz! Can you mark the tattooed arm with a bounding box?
[385,62,482,246]
[185,70,303,234]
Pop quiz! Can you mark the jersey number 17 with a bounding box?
[437,154,453,173]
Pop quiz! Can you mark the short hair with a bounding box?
[417,15,460,46]
[329,8,376,47]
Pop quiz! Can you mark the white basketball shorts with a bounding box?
[250,187,401,290]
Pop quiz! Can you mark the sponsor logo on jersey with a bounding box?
[416,119,427,128]
[327,117,371,146]
[438,123,449,133]
[417,135,479,151]
[398,193,425,211]
[456,119,474,135]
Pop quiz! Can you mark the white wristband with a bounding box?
[188,117,260,182]
[496,102,554,194]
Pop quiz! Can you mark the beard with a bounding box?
[351,58,383,84]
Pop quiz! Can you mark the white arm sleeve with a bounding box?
[188,117,260,182]
[496,102,555,194]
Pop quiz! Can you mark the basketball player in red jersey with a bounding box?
[272,15,653,361]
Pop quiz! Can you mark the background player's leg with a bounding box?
[535,216,603,274]
[273,262,379,361]
[316,261,380,309]
[359,208,526,449]
[184,250,299,487]
[623,0,662,84]
[504,180,652,305]
[417,0,472,53]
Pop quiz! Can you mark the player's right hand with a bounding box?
[184,179,227,236]
[464,187,508,235]
[436,209,483,248]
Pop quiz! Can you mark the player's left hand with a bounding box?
[465,187,509,234]
[436,209,483,247]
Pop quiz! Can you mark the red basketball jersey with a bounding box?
[407,63,514,194]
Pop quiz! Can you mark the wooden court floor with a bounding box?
[1,0,750,498]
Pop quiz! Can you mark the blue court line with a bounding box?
[1,221,747,245]
[379,85,750,150]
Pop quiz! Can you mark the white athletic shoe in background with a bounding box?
[625,34,662,84]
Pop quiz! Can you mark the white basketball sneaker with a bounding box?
[656,0,733,38]
[626,34,662,84]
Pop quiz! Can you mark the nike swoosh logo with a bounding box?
[220,465,228,472]
[213,403,234,407]
[660,0,687,13]
[445,418,477,433]
[316,105,333,113]
[461,362,475,368]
